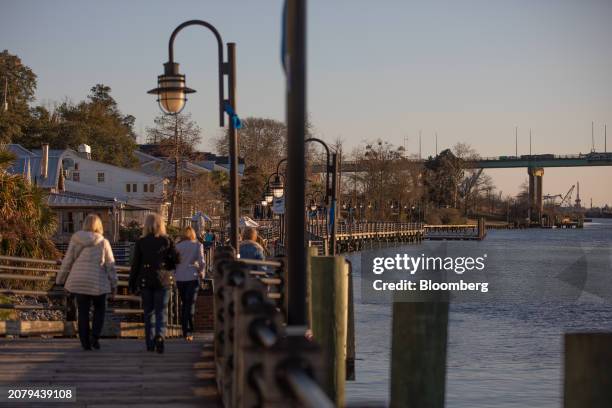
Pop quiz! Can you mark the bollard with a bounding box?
[390,302,449,408]
[310,255,348,406]
[564,333,612,408]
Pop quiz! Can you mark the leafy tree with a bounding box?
[0,149,59,260]
[20,84,138,167]
[0,50,37,144]
[423,149,464,208]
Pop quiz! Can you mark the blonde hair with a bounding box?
[242,227,257,241]
[183,226,196,241]
[142,213,166,237]
[82,214,104,234]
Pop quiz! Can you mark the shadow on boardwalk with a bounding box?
[0,333,220,407]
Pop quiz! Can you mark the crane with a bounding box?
[560,185,575,207]
[544,185,575,207]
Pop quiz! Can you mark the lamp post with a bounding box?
[148,19,241,253]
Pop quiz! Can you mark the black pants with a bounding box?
[177,280,199,337]
[75,293,106,348]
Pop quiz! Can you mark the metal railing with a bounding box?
[212,247,333,407]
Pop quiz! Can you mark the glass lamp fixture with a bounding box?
[309,200,318,212]
[148,62,196,114]
[264,188,274,204]
[270,175,284,198]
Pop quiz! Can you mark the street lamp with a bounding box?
[270,174,285,198]
[148,20,241,253]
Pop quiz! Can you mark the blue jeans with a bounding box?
[141,288,169,347]
[177,280,199,337]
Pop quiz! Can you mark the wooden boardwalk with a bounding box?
[0,334,220,407]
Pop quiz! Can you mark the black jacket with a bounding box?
[129,234,179,292]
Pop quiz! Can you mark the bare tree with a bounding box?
[146,113,201,225]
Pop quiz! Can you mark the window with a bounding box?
[97,172,105,183]
[72,172,80,182]
[126,184,131,193]
[149,184,155,193]
[132,184,137,193]
[144,184,148,193]
[74,163,79,171]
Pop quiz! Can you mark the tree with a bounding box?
[214,117,287,176]
[146,112,202,224]
[0,149,59,260]
[423,149,464,208]
[0,50,37,144]
[17,84,138,168]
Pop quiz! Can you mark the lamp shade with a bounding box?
[148,62,195,115]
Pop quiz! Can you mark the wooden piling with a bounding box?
[564,333,612,408]
[390,302,449,408]
[345,259,356,381]
[310,255,348,406]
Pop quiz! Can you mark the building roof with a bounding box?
[47,191,150,211]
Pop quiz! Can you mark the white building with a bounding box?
[7,143,169,242]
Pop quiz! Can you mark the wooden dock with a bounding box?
[0,334,220,407]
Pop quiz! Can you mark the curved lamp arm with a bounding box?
[305,137,331,199]
[168,20,225,127]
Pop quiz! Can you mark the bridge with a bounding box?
[311,151,612,225]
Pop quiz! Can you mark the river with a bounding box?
[345,218,612,407]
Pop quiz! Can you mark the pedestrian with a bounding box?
[203,229,215,249]
[175,226,206,342]
[129,213,179,354]
[56,214,117,351]
[239,227,265,261]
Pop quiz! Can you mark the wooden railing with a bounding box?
[0,255,183,337]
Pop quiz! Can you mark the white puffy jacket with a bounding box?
[56,231,117,296]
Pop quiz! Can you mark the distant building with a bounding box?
[135,144,244,226]
[7,143,169,242]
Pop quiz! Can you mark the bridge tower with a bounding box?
[528,167,544,224]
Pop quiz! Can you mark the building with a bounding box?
[7,143,169,243]
[135,144,245,226]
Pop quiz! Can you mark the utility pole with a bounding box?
[418,130,422,159]
[515,126,518,156]
[529,128,532,155]
[435,132,438,156]
[605,124,607,153]
[592,121,595,152]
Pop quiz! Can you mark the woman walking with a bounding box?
[129,213,179,353]
[56,214,117,351]
[175,226,206,341]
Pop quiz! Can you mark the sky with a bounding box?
[1,0,611,205]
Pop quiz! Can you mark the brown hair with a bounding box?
[183,226,196,241]
[242,227,258,241]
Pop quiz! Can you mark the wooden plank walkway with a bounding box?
[0,334,220,407]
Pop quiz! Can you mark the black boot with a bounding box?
[154,335,164,354]
[90,337,100,350]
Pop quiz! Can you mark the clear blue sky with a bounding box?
[2,0,611,205]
